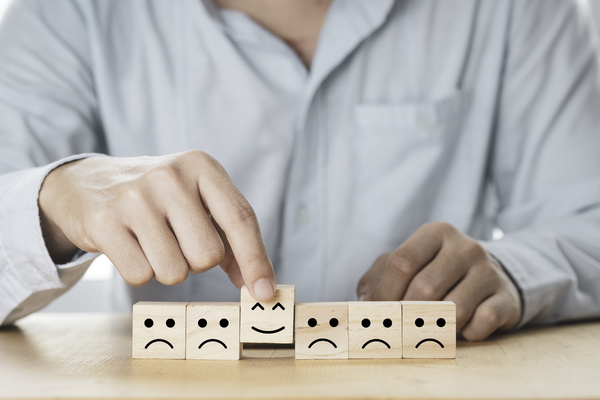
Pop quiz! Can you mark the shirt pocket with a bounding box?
[353,91,471,244]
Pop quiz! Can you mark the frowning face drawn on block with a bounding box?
[402,301,456,359]
[132,302,187,359]
[186,303,240,360]
[240,285,295,343]
[348,302,402,359]
[295,303,349,359]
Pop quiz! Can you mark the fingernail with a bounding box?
[358,294,366,301]
[253,278,275,301]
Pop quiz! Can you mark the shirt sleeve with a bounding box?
[0,0,106,325]
[481,0,600,327]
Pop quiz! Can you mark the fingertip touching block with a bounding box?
[295,303,348,359]
[240,285,295,343]
[348,301,402,359]
[401,301,456,359]
[132,301,187,359]
[186,302,240,360]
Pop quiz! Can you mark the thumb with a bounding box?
[356,253,389,301]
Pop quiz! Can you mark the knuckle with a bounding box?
[424,221,455,236]
[228,204,258,227]
[124,268,154,287]
[189,246,226,272]
[156,267,189,286]
[476,305,501,328]
[386,254,416,279]
[460,240,486,260]
[409,277,438,299]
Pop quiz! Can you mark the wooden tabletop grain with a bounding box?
[0,313,599,399]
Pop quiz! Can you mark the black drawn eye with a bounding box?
[198,318,207,328]
[361,318,371,328]
[166,318,175,328]
[144,318,153,328]
[252,302,265,310]
[308,318,317,327]
[220,318,229,328]
[272,302,285,310]
[329,318,339,327]
[437,318,446,327]
[415,318,424,328]
[383,318,392,328]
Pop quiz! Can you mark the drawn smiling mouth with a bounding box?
[362,339,391,349]
[198,339,227,349]
[251,326,285,334]
[416,338,444,348]
[145,338,174,349]
[308,338,337,349]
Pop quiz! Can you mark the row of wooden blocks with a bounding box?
[133,285,456,360]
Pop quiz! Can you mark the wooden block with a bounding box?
[240,285,295,344]
[295,303,348,359]
[132,302,187,359]
[186,303,240,360]
[348,301,402,359]
[402,301,456,359]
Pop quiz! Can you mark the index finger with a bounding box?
[197,156,276,301]
[373,223,444,300]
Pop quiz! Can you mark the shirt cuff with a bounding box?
[0,154,104,323]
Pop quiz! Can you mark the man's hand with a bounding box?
[357,222,522,340]
[38,151,276,301]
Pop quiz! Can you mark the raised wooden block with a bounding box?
[132,301,187,359]
[295,303,348,359]
[348,301,402,359]
[402,301,456,359]
[240,285,295,343]
[186,302,240,360]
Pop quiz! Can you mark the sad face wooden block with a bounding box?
[402,301,456,359]
[186,303,240,360]
[240,285,295,343]
[132,302,187,359]
[348,302,402,359]
[295,303,348,359]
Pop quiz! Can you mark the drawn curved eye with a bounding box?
[251,302,265,310]
[166,318,175,328]
[361,318,371,328]
[308,318,317,327]
[383,318,392,328]
[272,302,285,310]
[220,318,229,328]
[329,318,339,327]
[437,318,446,328]
[144,318,153,328]
[415,318,424,328]
[198,318,207,328]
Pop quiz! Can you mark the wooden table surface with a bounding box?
[0,313,599,400]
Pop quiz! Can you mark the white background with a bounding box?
[0,0,599,312]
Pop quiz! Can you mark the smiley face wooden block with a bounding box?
[295,303,348,359]
[132,302,187,359]
[402,301,456,359]
[240,285,295,343]
[348,302,402,359]
[186,303,240,360]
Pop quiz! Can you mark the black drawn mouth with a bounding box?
[308,338,337,349]
[416,338,444,348]
[251,326,285,334]
[198,339,227,349]
[145,338,174,349]
[362,339,391,349]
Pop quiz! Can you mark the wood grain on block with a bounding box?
[295,303,348,359]
[402,301,456,359]
[240,285,295,344]
[348,301,402,359]
[186,303,240,360]
[132,302,187,359]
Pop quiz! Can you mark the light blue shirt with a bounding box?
[1,0,600,327]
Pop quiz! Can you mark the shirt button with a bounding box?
[296,206,310,226]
